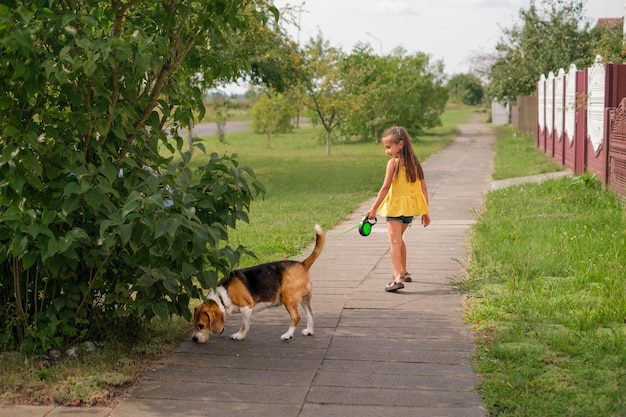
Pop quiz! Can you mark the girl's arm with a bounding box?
[421,179,431,227]
[365,159,396,220]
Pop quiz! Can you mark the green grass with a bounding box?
[190,109,474,265]
[0,317,190,406]
[492,125,562,180]
[461,128,626,416]
[0,105,480,406]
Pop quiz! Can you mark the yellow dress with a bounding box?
[378,164,429,217]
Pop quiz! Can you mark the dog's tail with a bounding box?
[301,224,325,271]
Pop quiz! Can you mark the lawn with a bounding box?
[462,128,626,416]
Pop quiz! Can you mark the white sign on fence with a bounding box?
[555,68,565,138]
[587,55,606,152]
[538,74,546,130]
[546,71,555,134]
[564,64,577,145]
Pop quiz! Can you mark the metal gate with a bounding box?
[608,98,626,196]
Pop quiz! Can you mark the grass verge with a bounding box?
[461,127,626,416]
[492,125,562,180]
[0,317,190,406]
[1,105,480,406]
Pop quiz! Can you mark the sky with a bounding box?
[273,0,625,76]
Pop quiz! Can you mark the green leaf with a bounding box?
[0,97,13,110]
[61,197,80,218]
[84,188,103,210]
[114,43,133,62]
[66,227,89,241]
[54,297,66,312]
[63,181,81,196]
[162,274,178,293]
[10,235,28,257]
[21,250,38,270]
[99,164,119,184]
[155,216,181,239]
[116,223,133,245]
[122,199,139,218]
[42,237,59,261]
[41,209,56,226]
[136,273,157,288]
[151,302,169,320]
[21,223,39,238]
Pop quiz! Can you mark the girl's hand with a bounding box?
[365,210,375,221]
[421,213,431,227]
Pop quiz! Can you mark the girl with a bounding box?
[365,126,430,292]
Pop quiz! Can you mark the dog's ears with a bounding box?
[207,306,225,334]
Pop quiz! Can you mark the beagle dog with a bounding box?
[192,225,324,342]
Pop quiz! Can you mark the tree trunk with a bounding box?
[326,129,331,156]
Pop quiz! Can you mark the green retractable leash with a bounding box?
[293,216,377,259]
[334,215,377,239]
[358,215,377,236]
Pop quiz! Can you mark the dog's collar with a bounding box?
[207,288,227,314]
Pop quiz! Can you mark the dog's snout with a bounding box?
[192,335,199,343]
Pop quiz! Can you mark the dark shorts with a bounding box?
[386,215,414,224]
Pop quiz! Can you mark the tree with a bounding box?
[302,33,347,156]
[251,90,294,147]
[340,46,448,142]
[231,20,306,93]
[207,93,232,144]
[488,0,593,101]
[590,19,626,64]
[384,50,448,135]
[447,73,485,106]
[339,44,392,140]
[0,0,273,352]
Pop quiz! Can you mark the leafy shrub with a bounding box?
[0,143,263,352]
[0,1,266,352]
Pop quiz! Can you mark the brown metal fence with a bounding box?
[608,99,626,196]
[509,59,626,198]
[511,95,537,136]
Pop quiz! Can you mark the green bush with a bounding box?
[0,145,263,353]
[0,1,265,353]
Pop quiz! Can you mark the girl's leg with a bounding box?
[387,220,405,282]
[400,223,409,273]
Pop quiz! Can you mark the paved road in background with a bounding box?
[179,120,251,138]
[181,118,310,138]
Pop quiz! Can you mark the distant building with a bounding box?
[595,17,623,29]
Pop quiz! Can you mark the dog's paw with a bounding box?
[301,328,314,336]
[231,332,246,340]
[281,326,296,340]
[280,327,295,340]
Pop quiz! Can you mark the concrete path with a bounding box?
[1,121,495,417]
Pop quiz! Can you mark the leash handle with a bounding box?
[358,215,377,236]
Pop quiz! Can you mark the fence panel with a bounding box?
[554,68,566,164]
[546,71,556,157]
[512,96,537,135]
[537,74,547,150]
[586,56,607,182]
[608,98,626,196]
[563,64,578,171]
